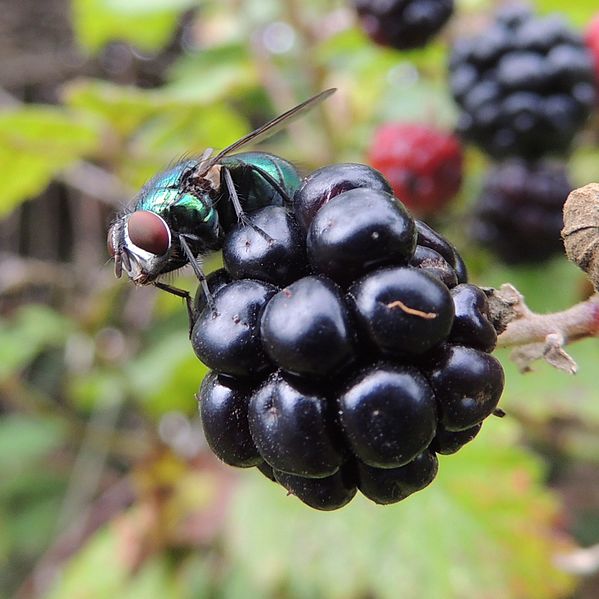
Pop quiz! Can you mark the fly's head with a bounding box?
[107,210,175,285]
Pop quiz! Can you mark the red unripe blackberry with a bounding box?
[585,13,599,87]
[368,124,464,217]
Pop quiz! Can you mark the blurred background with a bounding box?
[1,0,599,597]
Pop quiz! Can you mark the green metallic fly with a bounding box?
[107,88,335,313]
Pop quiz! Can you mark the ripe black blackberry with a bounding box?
[471,159,572,264]
[193,163,504,511]
[354,0,454,50]
[449,5,596,159]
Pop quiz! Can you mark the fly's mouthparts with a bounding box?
[114,253,123,278]
[120,248,132,272]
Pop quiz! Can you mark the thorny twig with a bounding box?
[488,284,599,374]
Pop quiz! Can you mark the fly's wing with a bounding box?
[194,88,336,177]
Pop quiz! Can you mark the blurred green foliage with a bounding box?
[0,108,101,215]
[72,0,196,53]
[1,0,599,598]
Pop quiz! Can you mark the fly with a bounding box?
[107,88,335,322]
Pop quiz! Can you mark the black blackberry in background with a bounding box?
[193,162,505,510]
[354,0,454,50]
[449,5,596,159]
[471,159,572,264]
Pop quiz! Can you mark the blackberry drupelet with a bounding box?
[306,187,417,286]
[191,279,277,378]
[222,205,307,286]
[193,162,505,510]
[293,162,392,231]
[449,6,596,158]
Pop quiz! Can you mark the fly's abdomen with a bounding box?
[218,152,302,230]
[237,151,302,201]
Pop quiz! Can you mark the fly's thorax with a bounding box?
[204,164,222,191]
[133,160,223,249]
[135,162,193,211]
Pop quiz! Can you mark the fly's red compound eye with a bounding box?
[127,211,170,255]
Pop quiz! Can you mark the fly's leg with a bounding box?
[154,281,196,336]
[178,234,217,318]
[222,168,274,244]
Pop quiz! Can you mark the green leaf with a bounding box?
[166,44,258,104]
[0,107,101,214]
[482,258,584,315]
[125,331,206,418]
[0,415,67,477]
[46,522,183,599]
[4,491,64,558]
[536,0,597,27]
[71,0,191,54]
[104,0,197,14]
[225,419,574,599]
[63,79,171,138]
[497,338,599,446]
[63,79,250,154]
[0,305,73,380]
[68,369,127,412]
[132,102,249,163]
